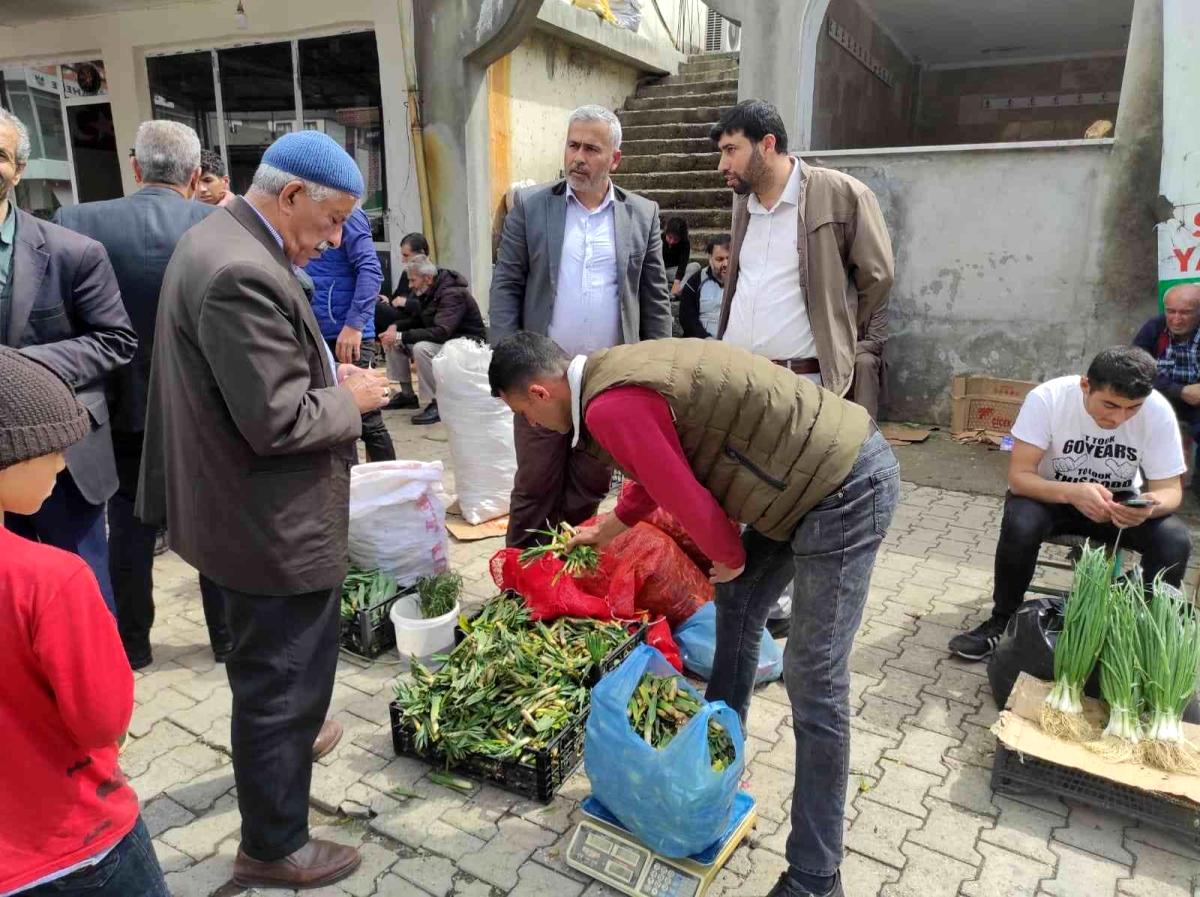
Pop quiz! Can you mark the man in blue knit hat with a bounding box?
[139,130,389,890]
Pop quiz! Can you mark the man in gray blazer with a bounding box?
[0,107,136,614]
[490,104,671,547]
[55,120,220,669]
[138,131,388,890]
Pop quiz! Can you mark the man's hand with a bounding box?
[1068,482,1114,523]
[340,368,390,413]
[336,363,361,384]
[1106,492,1159,528]
[671,279,683,296]
[1181,384,1200,407]
[335,325,363,364]
[565,514,630,551]
[377,293,390,305]
[380,325,399,351]
[392,296,407,308]
[709,561,745,584]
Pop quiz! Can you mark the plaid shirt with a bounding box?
[1160,329,1200,386]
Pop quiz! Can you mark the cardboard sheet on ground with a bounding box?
[992,673,1200,804]
[446,515,509,541]
[879,423,932,445]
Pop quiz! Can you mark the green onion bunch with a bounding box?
[416,572,463,619]
[1042,542,1111,740]
[626,672,737,771]
[1094,576,1141,751]
[1137,575,1200,771]
[340,566,398,620]
[519,522,601,583]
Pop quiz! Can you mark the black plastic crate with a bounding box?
[340,587,412,658]
[991,743,1200,847]
[390,616,647,801]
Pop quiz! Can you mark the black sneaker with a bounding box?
[948,614,1010,662]
[767,871,843,897]
[385,392,419,410]
[411,402,440,425]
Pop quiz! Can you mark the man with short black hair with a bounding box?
[197,148,233,207]
[949,346,1191,662]
[679,233,730,339]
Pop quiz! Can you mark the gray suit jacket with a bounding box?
[137,198,361,596]
[4,209,136,504]
[488,179,671,345]
[55,187,214,433]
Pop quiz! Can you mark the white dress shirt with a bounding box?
[548,182,622,357]
[722,157,817,364]
[697,267,724,337]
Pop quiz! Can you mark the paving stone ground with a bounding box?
[132,410,1200,897]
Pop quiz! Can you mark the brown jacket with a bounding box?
[718,157,894,397]
[137,198,361,596]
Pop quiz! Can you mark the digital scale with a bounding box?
[565,792,757,897]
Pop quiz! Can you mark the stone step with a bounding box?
[667,68,740,85]
[613,169,726,191]
[618,106,727,128]
[625,90,738,111]
[621,137,715,156]
[653,207,732,230]
[621,122,714,142]
[618,151,720,173]
[680,55,739,74]
[633,187,730,210]
[689,51,740,62]
[636,77,738,100]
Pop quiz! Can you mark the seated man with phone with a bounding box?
[950,346,1192,661]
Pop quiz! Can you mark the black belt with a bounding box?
[773,357,820,375]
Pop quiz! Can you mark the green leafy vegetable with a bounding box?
[416,572,463,619]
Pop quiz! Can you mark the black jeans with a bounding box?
[221,584,340,861]
[992,492,1193,619]
[706,430,900,876]
[24,817,168,896]
[327,338,395,463]
[108,431,229,659]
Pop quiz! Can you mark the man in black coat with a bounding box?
[0,107,136,615]
[55,120,223,668]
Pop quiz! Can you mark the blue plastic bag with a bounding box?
[584,644,745,858]
[673,602,784,684]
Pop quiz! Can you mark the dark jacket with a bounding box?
[302,207,382,340]
[382,268,487,346]
[1133,315,1190,400]
[663,236,691,286]
[489,179,671,344]
[54,186,213,433]
[4,209,137,504]
[137,198,361,596]
[678,265,722,339]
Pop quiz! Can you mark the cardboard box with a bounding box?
[950,374,1037,435]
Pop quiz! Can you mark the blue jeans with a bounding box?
[705,429,900,877]
[6,470,115,616]
[22,818,168,897]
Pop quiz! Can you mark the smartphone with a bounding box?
[1121,497,1158,508]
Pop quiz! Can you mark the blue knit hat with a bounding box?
[262,130,364,198]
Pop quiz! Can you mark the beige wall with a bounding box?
[914,56,1126,145]
[810,0,917,150]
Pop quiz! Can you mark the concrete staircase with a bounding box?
[614,51,739,263]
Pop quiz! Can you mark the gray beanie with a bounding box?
[0,346,90,470]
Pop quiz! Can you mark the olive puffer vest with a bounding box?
[578,339,869,540]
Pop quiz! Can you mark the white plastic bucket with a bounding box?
[390,595,459,658]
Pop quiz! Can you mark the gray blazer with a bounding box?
[55,187,214,434]
[488,179,671,345]
[137,198,361,596]
[4,209,136,504]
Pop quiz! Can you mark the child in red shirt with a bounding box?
[0,346,167,897]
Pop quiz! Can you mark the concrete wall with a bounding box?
[915,56,1126,145]
[553,0,709,54]
[802,142,1118,424]
[811,0,917,150]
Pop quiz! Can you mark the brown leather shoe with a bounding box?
[233,839,361,889]
[312,719,343,762]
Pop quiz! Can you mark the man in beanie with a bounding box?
[0,346,169,897]
[0,106,137,616]
[139,130,388,890]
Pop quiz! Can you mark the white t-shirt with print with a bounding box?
[1011,376,1185,492]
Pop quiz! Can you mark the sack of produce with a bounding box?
[432,339,518,524]
[617,482,713,572]
[585,644,744,858]
[674,602,783,684]
[605,522,712,625]
[348,460,449,586]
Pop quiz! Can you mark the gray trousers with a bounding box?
[387,340,441,405]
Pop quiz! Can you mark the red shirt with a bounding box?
[0,528,138,894]
[584,386,746,569]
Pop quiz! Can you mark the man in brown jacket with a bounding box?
[712,99,893,400]
[138,131,389,890]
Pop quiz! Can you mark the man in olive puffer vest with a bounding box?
[489,332,900,897]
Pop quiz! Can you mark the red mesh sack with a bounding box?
[489,548,634,621]
[603,522,712,625]
[645,616,683,672]
[618,482,713,572]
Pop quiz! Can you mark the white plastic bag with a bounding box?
[432,339,518,524]
[348,460,449,586]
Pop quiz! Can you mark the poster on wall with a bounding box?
[1157,0,1200,303]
